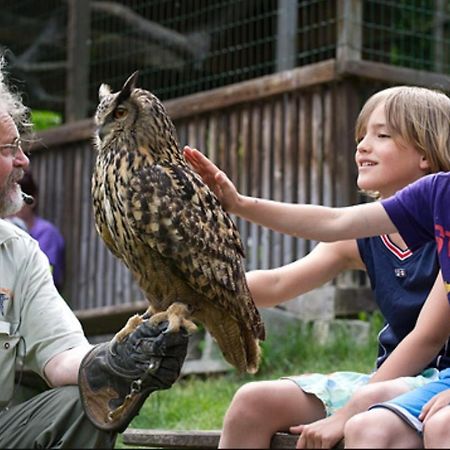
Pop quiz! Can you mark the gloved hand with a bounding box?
[78,315,189,432]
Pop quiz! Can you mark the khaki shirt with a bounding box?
[0,219,88,407]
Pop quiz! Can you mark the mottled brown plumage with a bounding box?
[92,72,265,373]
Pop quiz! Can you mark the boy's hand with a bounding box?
[420,388,450,423]
[290,413,346,449]
[183,146,241,214]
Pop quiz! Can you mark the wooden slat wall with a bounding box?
[28,77,364,311]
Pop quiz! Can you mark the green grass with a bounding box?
[116,312,382,448]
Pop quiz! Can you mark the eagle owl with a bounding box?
[92,72,265,373]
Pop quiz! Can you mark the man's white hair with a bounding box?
[0,56,30,132]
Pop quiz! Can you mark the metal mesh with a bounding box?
[0,1,448,118]
[362,0,448,73]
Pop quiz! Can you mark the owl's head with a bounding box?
[94,72,179,159]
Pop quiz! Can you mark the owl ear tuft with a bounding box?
[99,83,112,100]
[116,71,139,104]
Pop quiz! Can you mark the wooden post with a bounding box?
[276,0,298,72]
[65,0,91,122]
[433,0,446,74]
[336,0,362,71]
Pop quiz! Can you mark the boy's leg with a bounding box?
[219,379,325,448]
[345,408,422,448]
[0,385,116,449]
[423,406,450,448]
[345,373,450,448]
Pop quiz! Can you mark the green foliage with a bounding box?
[31,110,62,131]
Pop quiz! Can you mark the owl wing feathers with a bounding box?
[124,161,262,335]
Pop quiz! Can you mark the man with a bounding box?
[0,58,189,448]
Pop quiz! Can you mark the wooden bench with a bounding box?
[122,429,299,449]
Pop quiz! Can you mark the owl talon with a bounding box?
[149,303,197,334]
[114,314,144,342]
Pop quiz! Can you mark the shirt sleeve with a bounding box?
[15,238,88,379]
[381,176,435,250]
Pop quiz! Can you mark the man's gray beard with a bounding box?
[0,184,24,218]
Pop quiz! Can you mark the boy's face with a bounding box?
[0,113,29,217]
[355,102,430,199]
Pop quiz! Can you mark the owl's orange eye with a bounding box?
[113,107,128,119]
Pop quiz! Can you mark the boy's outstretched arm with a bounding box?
[183,146,397,241]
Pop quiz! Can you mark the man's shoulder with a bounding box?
[0,218,33,244]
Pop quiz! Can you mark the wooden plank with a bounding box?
[296,92,311,258]
[261,102,272,269]
[272,97,284,268]
[283,93,298,263]
[122,429,300,449]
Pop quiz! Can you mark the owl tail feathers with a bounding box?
[208,319,261,374]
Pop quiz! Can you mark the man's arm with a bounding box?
[44,343,93,386]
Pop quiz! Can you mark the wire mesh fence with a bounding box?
[0,0,448,120]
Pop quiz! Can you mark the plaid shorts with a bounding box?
[284,368,439,416]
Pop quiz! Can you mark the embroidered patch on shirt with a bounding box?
[394,268,407,278]
[0,288,13,315]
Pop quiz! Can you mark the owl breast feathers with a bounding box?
[92,72,265,373]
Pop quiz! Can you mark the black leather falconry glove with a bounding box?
[78,316,189,432]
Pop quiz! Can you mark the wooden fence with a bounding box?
[28,58,450,318]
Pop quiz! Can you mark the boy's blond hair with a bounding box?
[355,86,450,175]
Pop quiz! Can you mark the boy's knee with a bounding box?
[353,380,409,406]
[224,382,270,426]
[345,410,390,447]
[424,408,450,447]
[345,412,371,441]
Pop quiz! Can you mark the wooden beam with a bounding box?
[30,59,338,150]
[336,0,362,68]
[74,300,148,336]
[340,59,450,92]
[122,429,301,449]
[164,59,337,119]
[29,118,95,151]
[65,0,91,122]
[122,428,345,449]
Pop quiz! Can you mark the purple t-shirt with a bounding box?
[29,216,65,290]
[382,172,450,303]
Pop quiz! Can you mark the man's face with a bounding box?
[0,113,29,217]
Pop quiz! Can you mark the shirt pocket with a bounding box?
[0,320,20,406]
